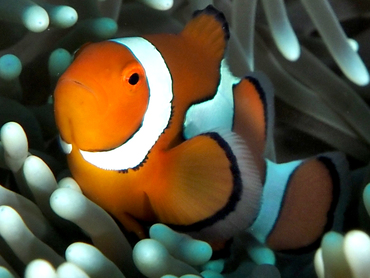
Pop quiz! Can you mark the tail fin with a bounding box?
[248,152,349,252]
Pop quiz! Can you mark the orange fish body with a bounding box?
[54,6,348,251]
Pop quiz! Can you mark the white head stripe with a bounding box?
[59,136,72,154]
[79,37,173,170]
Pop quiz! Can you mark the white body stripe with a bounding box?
[183,59,241,138]
[78,37,173,170]
[248,159,302,243]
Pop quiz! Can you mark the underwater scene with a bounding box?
[0,0,370,277]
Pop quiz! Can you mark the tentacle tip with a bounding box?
[22,5,50,33]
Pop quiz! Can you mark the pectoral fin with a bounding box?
[147,131,262,242]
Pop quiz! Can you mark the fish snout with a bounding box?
[54,78,104,150]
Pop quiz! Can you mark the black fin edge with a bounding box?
[277,156,341,255]
[167,132,242,233]
[244,76,269,139]
[193,5,230,40]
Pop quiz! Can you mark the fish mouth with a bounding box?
[59,37,174,172]
[56,77,143,159]
[59,78,99,100]
[72,80,87,89]
[55,77,115,152]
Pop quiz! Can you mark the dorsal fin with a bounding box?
[233,73,274,177]
[181,5,229,61]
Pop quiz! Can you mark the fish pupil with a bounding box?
[128,73,139,85]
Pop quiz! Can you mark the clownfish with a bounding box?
[54,6,349,251]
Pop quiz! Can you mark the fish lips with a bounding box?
[54,78,107,151]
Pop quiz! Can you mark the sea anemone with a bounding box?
[0,0,370,277]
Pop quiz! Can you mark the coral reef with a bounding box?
[0,0,370,277]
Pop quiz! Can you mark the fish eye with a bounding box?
[128,73,139,85]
